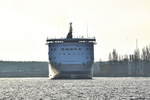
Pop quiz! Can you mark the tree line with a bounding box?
[108,45,150,62]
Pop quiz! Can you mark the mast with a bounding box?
[66,22,73,39]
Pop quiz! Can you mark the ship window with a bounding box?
[66,48,69,50]
[61,48,64,50]
[63,53,65,55]
[79,48,81,50]
[74,48,77,50]
[70,48,73,50]
[68,53,71,55]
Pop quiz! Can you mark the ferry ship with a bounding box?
[46,23,96,79]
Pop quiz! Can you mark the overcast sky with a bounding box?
[0,0,150,61]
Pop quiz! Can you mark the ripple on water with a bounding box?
[0,77,150,100]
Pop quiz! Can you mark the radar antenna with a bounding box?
[66,22,73,39]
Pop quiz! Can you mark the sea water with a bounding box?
[0,77,150,100]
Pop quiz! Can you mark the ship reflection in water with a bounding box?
[46,23,96,79]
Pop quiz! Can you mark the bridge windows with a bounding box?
[51,48,56,51]
[68,53,71,55]
[57,52,86,56]
[60,47,83,51]
[70,48,73,50]
[74,48,77,50]
[79,48,81,50]
[65,48,69,50]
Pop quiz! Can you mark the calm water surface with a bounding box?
[0,77,150,100]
